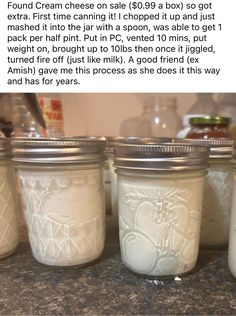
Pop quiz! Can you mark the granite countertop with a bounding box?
[1,220,236,315]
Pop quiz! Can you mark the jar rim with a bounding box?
[174,138,234,160]
[114,142,209,171]
[11,137,107,164]
[189,116,231,125]
[105,137,172,155]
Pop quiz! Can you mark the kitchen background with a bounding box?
[0,93,235,137]
[61,93,195,136]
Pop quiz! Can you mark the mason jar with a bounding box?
[0,138,18,258]
[107,137,171,221]
[187,116,231,139]
[228,147,236,277]
[11,137,106,267]
[114,142,209,278]
[187,139,234,248]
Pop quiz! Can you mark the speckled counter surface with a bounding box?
[1,221,236,315]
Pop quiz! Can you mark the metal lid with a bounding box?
[11,137,106,164]
[0,138,10,158]
[106,136,172,146]
[189,116,231,125]
[105,137,172,154]
[114,142,209,171]
[183,138,234,159]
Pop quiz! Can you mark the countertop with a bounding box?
[1,220,236,315]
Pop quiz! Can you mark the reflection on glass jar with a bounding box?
[228,146,236,277]
[12,137,106,267]
[184,139,234,248]
[114,142,209,278]
[202,163,233,247]
[0,138,18,259]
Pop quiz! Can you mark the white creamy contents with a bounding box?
[200,164,233,247]
[228,174,236,277]
[0,163,18,258]
[18,167,105,266]
[118,173,204,277]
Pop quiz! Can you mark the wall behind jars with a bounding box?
[61,93,198,136]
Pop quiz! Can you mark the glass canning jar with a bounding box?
[228,145,236,277]
[11,137,106,267]
[114,142,209,278]
[107,137,171,221]
[186,139,234,248]
[0,138,18,258]
[187,116,231,139]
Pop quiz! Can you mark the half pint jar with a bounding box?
[114,143,209,278]
[11,137,106,267]
[188,139,234,248]
[107,137,171,221]
[228,147,236,277]
[0,138,18,258]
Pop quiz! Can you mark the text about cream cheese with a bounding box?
[0,0,235,92]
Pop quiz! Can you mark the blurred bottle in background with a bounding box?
[217,94,236,139]
[150,97,181,137]
[187,93,218,116]
[11,96,42,137]
[120,97,154,137]
[38,93,65,137]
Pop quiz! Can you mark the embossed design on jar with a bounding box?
[157,256,179,275]
[122,231,156,274]
[201,167,233,246]
[119,178,202,276]
[0,167,18,256]
[19,169,105,266]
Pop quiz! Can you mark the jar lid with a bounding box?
[11,137,106,164]
[114,143,209,171]
[183,138,234,159]
[189,116,231,125]
[106,136,172,146]
[0,138,10,158]
[105,137,172,154]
